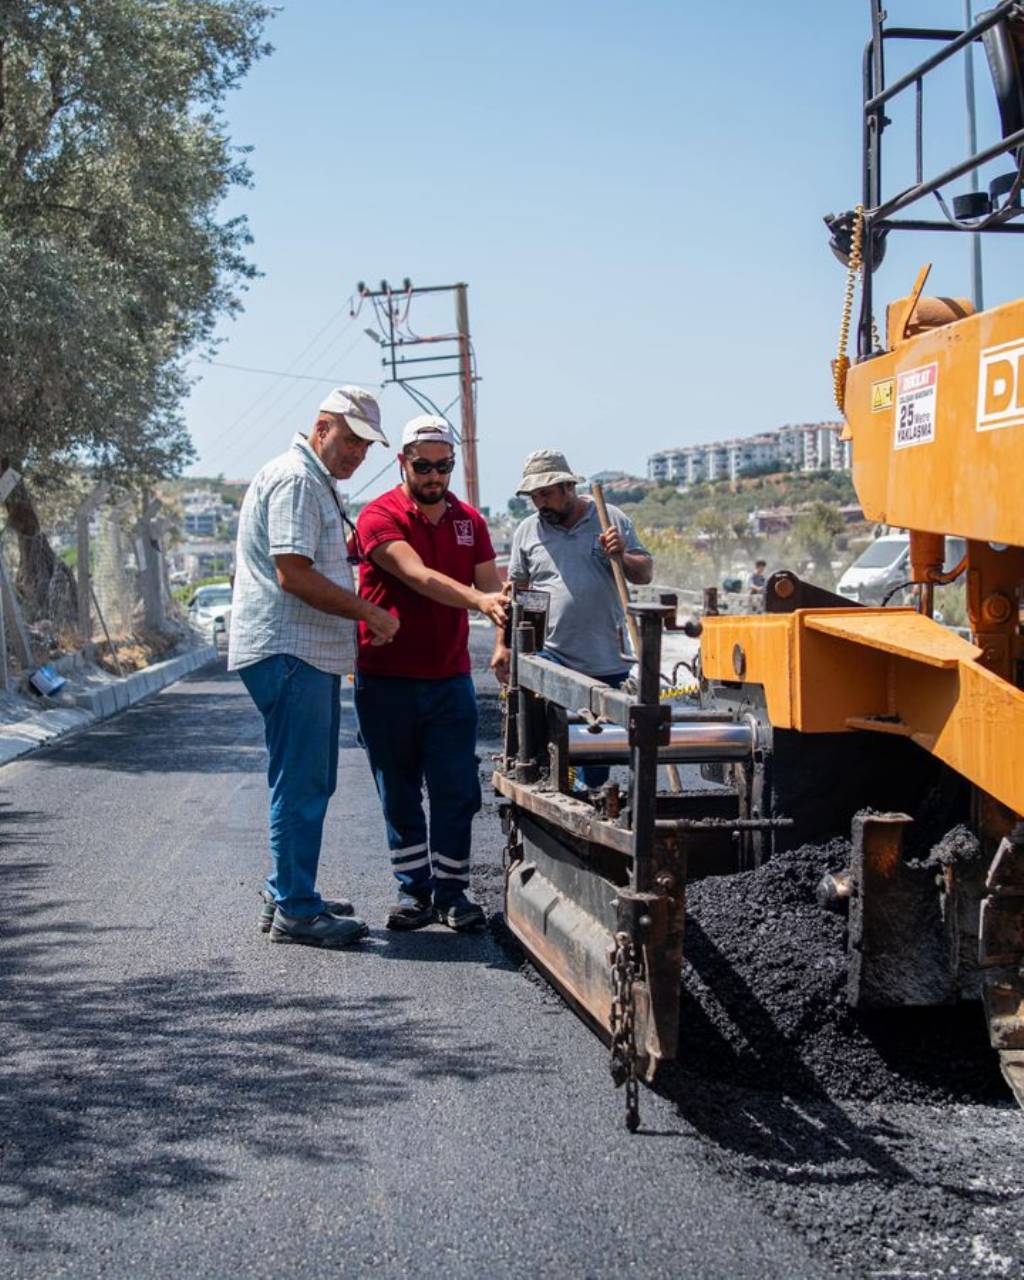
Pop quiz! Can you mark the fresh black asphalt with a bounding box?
[0,658,827,1279]
[5,649,1023,1278]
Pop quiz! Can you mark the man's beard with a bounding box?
[407,475,449,505]
[538,507,568,525]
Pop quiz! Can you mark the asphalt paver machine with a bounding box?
[495,1,1024,1127]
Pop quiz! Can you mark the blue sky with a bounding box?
[185,1,1017,509]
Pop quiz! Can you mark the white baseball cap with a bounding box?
[401,414,456,449]
[318,386,389,446]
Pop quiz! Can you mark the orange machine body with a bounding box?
[701,284,1024,821]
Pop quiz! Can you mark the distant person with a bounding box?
[750,559,768,593]
[501,449,652,788]
[354,415,509,932]
[228,387,397,948]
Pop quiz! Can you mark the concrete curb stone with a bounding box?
[0,644,218,769]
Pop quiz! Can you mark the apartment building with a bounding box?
[647,421,849,488]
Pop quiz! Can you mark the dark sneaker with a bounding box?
[258,889,354,934]
[434,892,485,932]
[385,890,434,932]
[269,910,369,949]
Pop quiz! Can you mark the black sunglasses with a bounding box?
[408,457,456,476]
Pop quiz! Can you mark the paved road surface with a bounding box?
[0,659,823,1278]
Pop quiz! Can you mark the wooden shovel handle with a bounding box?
[591,483,640,656]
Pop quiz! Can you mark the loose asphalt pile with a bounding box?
[678,838,1008,1106]
[476,790,1024,1277]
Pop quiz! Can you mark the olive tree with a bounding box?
[0,0,271,615]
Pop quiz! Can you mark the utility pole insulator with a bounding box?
[354,278,482,512]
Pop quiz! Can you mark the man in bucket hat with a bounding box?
[499,449,652,786]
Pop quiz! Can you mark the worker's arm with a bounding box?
[274,554,398,645]
[472,561,514,685]
[370,540,509,626]
[599,527,654,585]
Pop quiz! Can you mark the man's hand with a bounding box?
[490,642,511,686]
[599,527,625,558]
[598,528,653,585]
[474,590,509,627]
[361,603,399,646]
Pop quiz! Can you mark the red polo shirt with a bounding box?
[355,486,495,678]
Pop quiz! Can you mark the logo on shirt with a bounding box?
[453,519,475,547]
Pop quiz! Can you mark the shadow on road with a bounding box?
[372,923,521,972]
[0,829,543,1254]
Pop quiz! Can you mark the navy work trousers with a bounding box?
[354,672,480,904]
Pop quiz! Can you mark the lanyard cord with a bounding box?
[326,483,365,565]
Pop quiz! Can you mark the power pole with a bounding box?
[354,279,482,510]
[454,284,478,512]
[963,0,984,309]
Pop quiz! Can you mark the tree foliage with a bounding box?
[0,0,272,486]
[792,500,845,583]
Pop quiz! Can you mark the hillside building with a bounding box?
[647,421,849,488]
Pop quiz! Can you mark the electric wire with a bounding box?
[197,359,361,381]
[349,454,399,500]
[225,311,359,439]
[393,380,462,442]
[221,327,368,465]
[198,302,355,456]
[200,315,362,471]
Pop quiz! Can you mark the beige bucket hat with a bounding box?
[516,449,586,495]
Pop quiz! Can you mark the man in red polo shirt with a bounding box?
[354,414,508,931]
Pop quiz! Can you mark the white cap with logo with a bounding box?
[319,386,389,446]
[401,414,457,449]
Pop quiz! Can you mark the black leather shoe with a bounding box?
[259,889,354,933]
[386,890,434,931]
[434,892,485,932]
[269,910,368,948]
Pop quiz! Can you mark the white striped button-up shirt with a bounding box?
[228,434,356,675]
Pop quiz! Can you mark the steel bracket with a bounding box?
[627,704,670,750]
[980,828,1024,1106]
[847,810,959,1007]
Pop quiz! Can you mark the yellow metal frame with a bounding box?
[701,608,1024,817]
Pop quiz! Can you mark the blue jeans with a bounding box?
[238,655,341,918]
[354,672,480,904]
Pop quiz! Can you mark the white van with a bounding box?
[836,534,966,605]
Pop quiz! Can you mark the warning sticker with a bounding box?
[894,363,938,450]
[871,378,894,413]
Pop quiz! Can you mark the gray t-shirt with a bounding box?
[228,434,356,675]
[508,498,649,677]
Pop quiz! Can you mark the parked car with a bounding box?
[837,533,966,605]
[188,582,233,640]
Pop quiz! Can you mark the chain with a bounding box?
[833,204,865,412]
[608,930,641,1133]
[833,206,884,413]
[660,682,698,701]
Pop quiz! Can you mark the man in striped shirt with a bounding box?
[229,386,397,948]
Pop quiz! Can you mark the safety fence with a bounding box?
[0,473,180,689]
[633,581,766,616]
